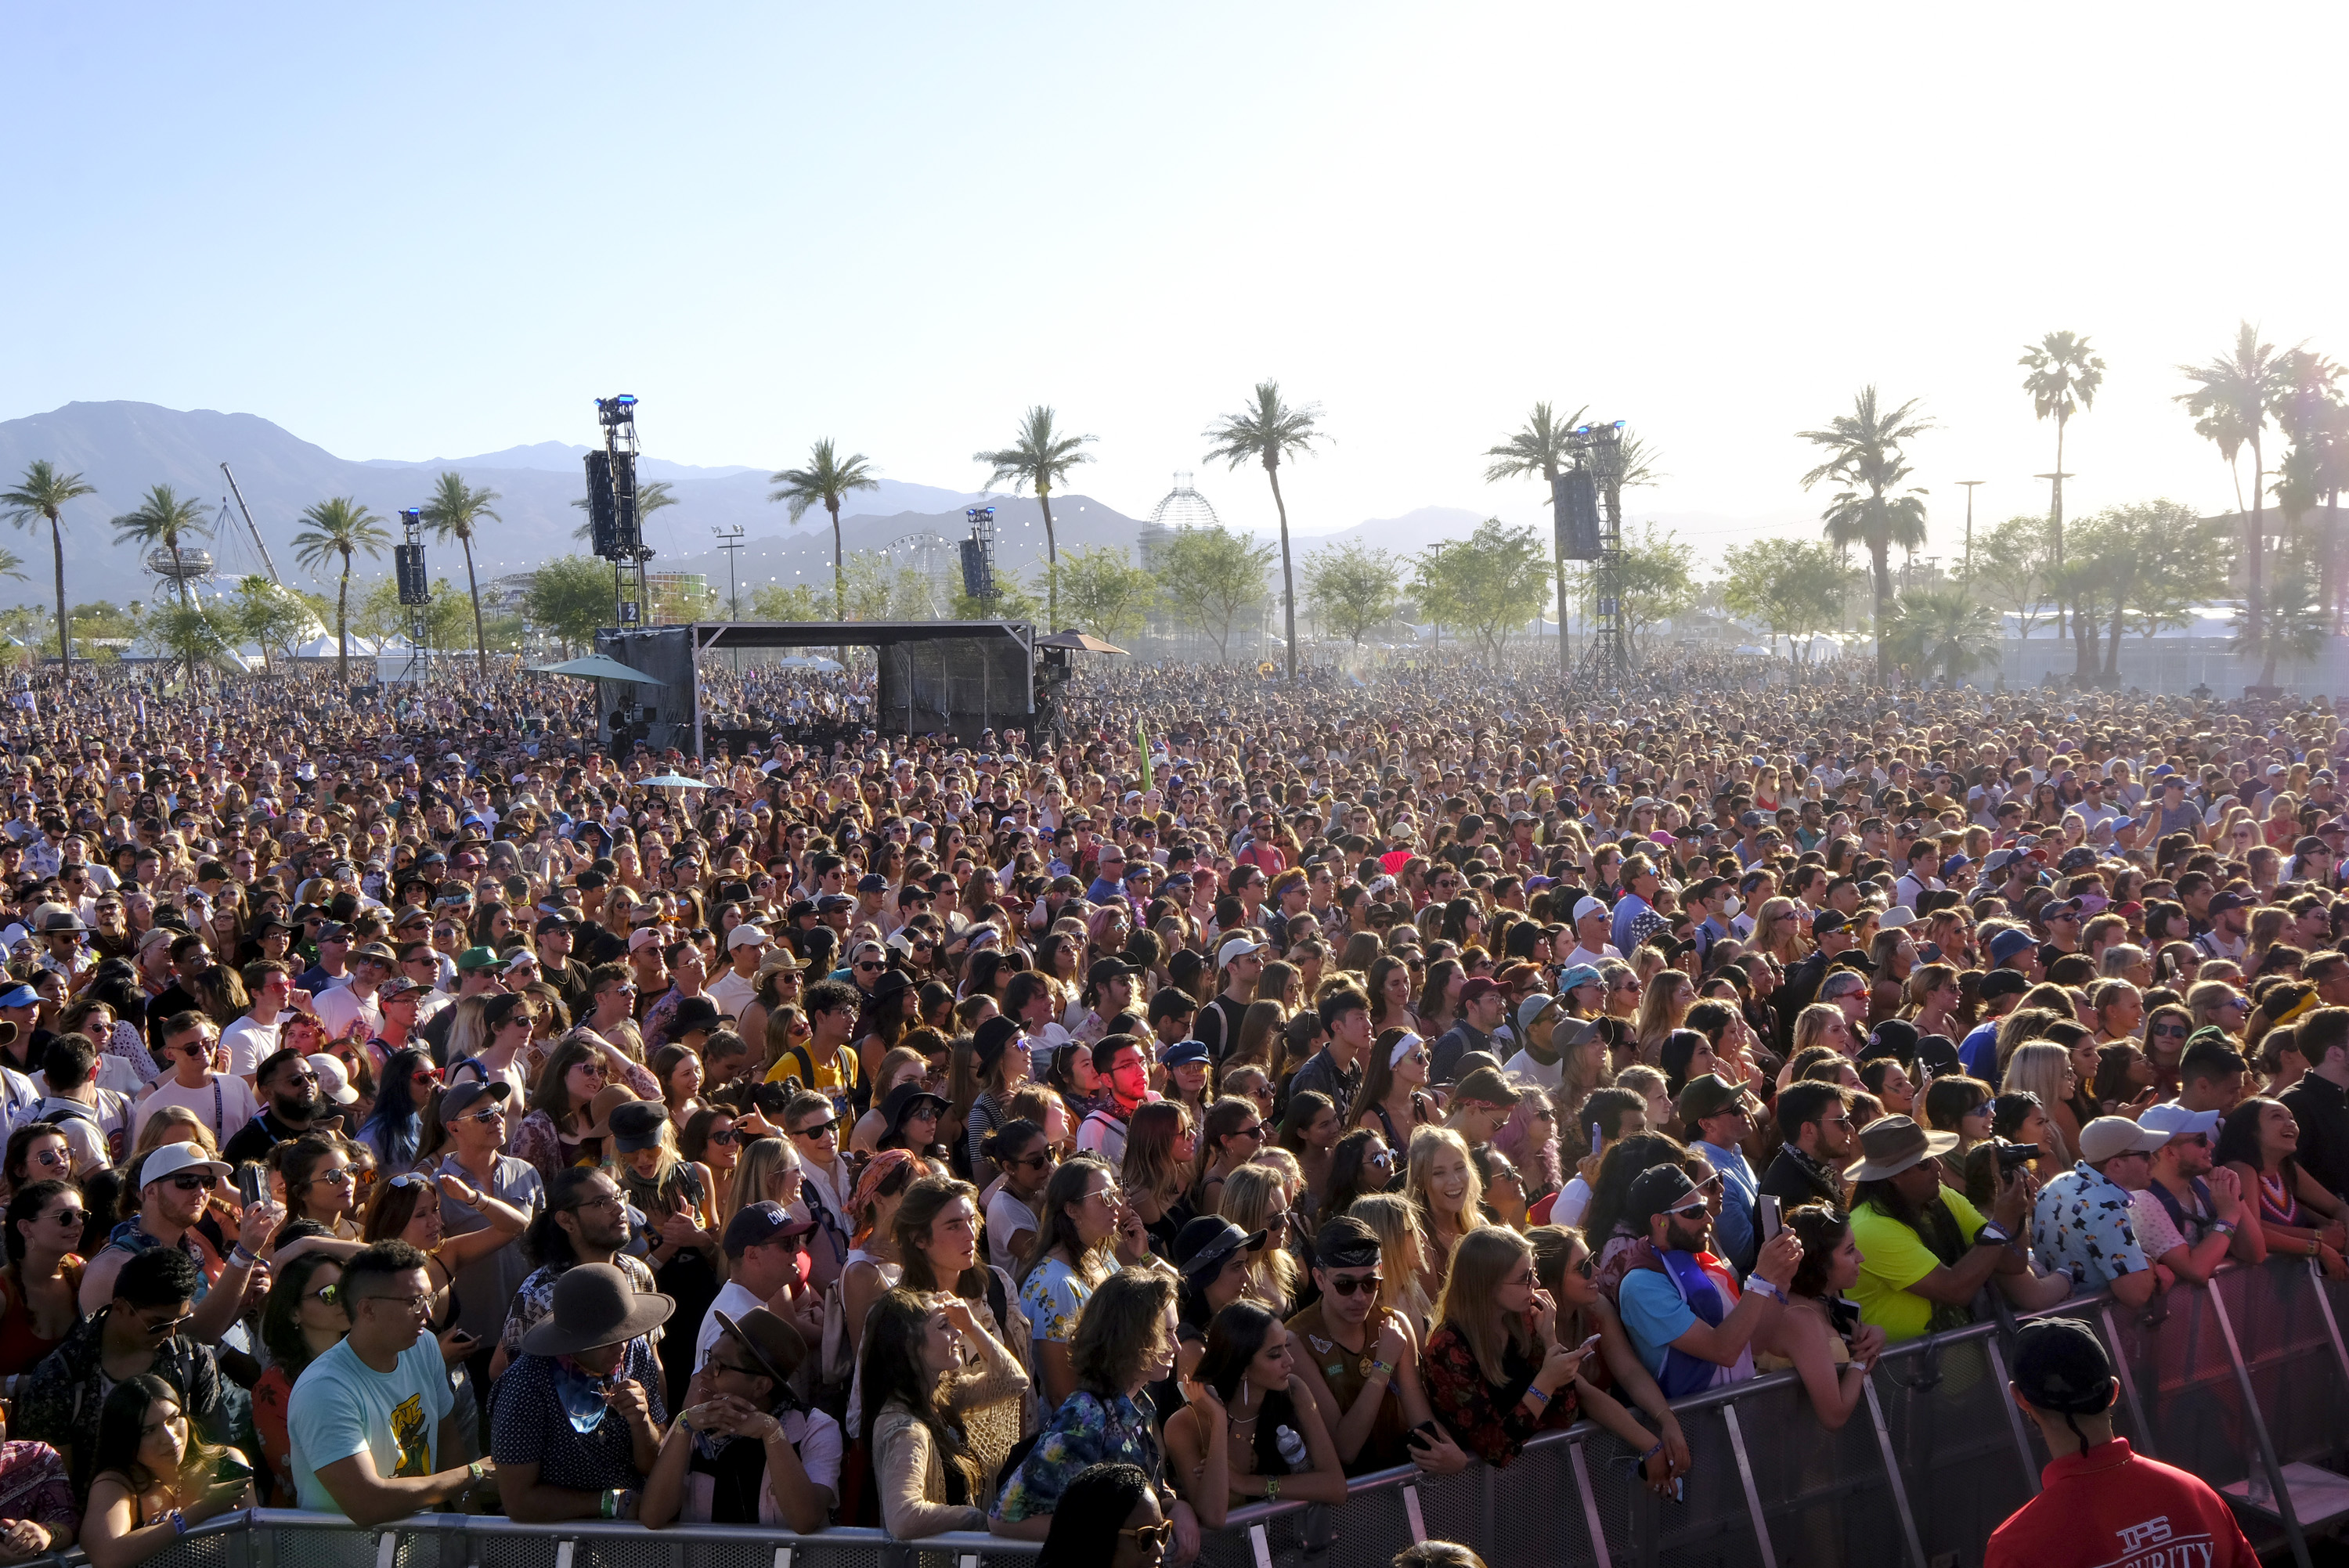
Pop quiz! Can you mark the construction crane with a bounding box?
[218,463,284,586]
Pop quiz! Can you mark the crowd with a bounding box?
[0,647,2315,1566]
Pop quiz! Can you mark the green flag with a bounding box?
[1138,715,1152,792]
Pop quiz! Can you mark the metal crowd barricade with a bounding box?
[61,1256,2349,1568]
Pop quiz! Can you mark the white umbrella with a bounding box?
[775,654,843,671]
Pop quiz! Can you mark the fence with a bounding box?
[78,1256,2349,1568]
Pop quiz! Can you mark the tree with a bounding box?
[839,553,900,622]
[229,575,315,674]
[1882,586,2003,685]
[1203,382,1322,679]
[750,582,825,622]
[570,478,677,542]
[418,472,501,677]
[1719,537,1844,662]
[2072,501,2231,676]
[288,496,390,684]
[1303,540,1403,647]
[1797,387,1936,677]
[1615,524,1698,655]
[110,485,211,610]
[769,440,879,624]
[950,565,1041,625]
[1965,515,2057,641]
[973,406,1095,630]
[0,461,95,670]
[2271,350,2349,629]
[1411,520,1551,664]
[1049,545,1156,644]
[527,555,622,654]
[2019,330,2106,575]
[2178,323,2295,686]
[1484,402,1586,672]
[140,600,235,682]
[1156,525,1275,661]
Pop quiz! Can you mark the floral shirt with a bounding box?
[1421,1323,1575,1468]
[2030,1162,2150,1291]
[991,1388,1161,1523]
[1016,1256,1095,1412]
[497,1253,662,1362]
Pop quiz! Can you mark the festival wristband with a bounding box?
[1741,1276,1785,1303]
[1368,1358,1395,1382]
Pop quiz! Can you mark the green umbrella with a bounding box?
[531,654,667,684]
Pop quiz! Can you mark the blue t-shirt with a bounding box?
[1958,1020,2001,1080]
[1617,1269,1697,1383]
[287,1335,453,1512]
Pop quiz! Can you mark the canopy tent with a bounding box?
[1034,630,1128,654]
[532,654,668,684]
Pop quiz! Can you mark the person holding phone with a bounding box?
[78,1373,243,1568]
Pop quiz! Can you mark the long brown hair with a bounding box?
[1434,1227,1537,1385]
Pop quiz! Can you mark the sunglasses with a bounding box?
[1324,1271,1384,1297]
[791,1119,839,1139]
[1665,1199,1712,1221]
[46,1206,85,1227]
[1119,1522,1178,1550]
[166,1173,211,1193]
[1005,1150,1054,1173]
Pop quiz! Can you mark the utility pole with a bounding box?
[712,526,745,620]
[1956,481,1985,581]
[2034,470,2073,634]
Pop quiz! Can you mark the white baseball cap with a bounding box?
[1573,896,1609,922]
[727,924,770,951]
[141,1141,230,1188]
[1217,935,1268,969]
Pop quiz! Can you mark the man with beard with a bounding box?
[1616,1162,1802,1395]
[223,1047,338,1166]
[1755,1081,1860,1212]
[491,1166,656,1379]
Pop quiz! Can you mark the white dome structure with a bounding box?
[1148,472,1221,530]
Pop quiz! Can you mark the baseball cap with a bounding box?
[722,1200,815,1256]
[628,928,665,954]
[307,1053,362,1105]
[1459,976,1502,1005]
[2009,1317,2117,1415]
[440,1080,513,1121]
[1979,968,2030,1001]
[2206,892,2246,916]
[727,924,770,951]
[1572,896,1609,922]
[608,1101,669,1153]
[1627,1163,1701,1227]
[1676,1073,1752,1125]
[455,945,503,973]
[1158,1040,1211,1068]
[2078,1116,2168,1162]
[141,1142,229,1188]
[2137,1103,2221,1141]
[1217,935,1268,969]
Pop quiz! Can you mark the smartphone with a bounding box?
[1757,1194,1782,1242]
[235,1166,267,1209]
[1589,1122,1603,1155]
[215,1454,254,1487]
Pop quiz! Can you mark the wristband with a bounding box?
[1523,1383,1550,1408]
[1367,1357,1395,1382]
[1640,1440,1664,1462]
[229,1244,258,1267]
[1742,1276,1785,1304]
[1263,1476,1281,1502]
[467,1461,485,1484]
[600,1488,621,1519]
[168,1510,188,1536]
[2212,1220,2236,1238]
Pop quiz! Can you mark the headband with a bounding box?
[1389,1031,1424,1069]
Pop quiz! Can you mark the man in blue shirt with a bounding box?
[1611,858,1668,957]
[1680,1076,1763,1274]
[1958,970,2030,1079]
[1615,1164,1800,1397]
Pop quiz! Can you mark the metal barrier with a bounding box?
[68,1256,2349,1568]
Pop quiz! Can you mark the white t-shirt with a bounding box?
[287,1333,453,1512]
[312,986,384,1046]
[1561,943,1622,971]
[706,968,759,1020]
[986,1187,1040,1275]
[218,1015,282,1080]
[695,1278,769,1373]
[134,1072,261,1149]
[1553,1175,1593,1227]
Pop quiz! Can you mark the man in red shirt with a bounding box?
[1985,1317,2257,1568]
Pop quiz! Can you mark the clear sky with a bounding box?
[11,2,2349,565]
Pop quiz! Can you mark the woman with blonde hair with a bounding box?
[1405,1126,1484,1305]
[1214,1163,1299,1314]
[1631,969,1694,1065]
[1348,1192,1435,1341]
[724,1134,804,1231]
[2000,1041,2080,1166]
[1748,899,1808,967]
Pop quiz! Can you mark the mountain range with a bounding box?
[0,401,1804,610]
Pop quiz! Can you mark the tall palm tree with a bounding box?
[290,497,391,685]
[1203,381,1323,680]
[569,478,677,542]
[1485,402,1586,675]
[418,472,500,677]
[768,440,879,622]
[110,485,212,610]
[974,407,1095,629]
[2178,323,2294,686]
[0,462,96,672]
[2018,330,2105,569]
[1797,387,1936,679]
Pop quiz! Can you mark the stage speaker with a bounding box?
[1553,470,1601,561]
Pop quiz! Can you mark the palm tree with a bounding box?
[110,485,212,610]
[1485,402,1586,675]
[418,472,500,677]
[1882,585,2003,685]
[290,497,392,685]
[1797,387,1936,679]
[0,462,96,672]
[569,478,678,542]
[2018,330,2105,569]
[1203,381,1323,680]
[974,407,1095,630]
[2178,323,2294,686]
[768,440,879,622]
